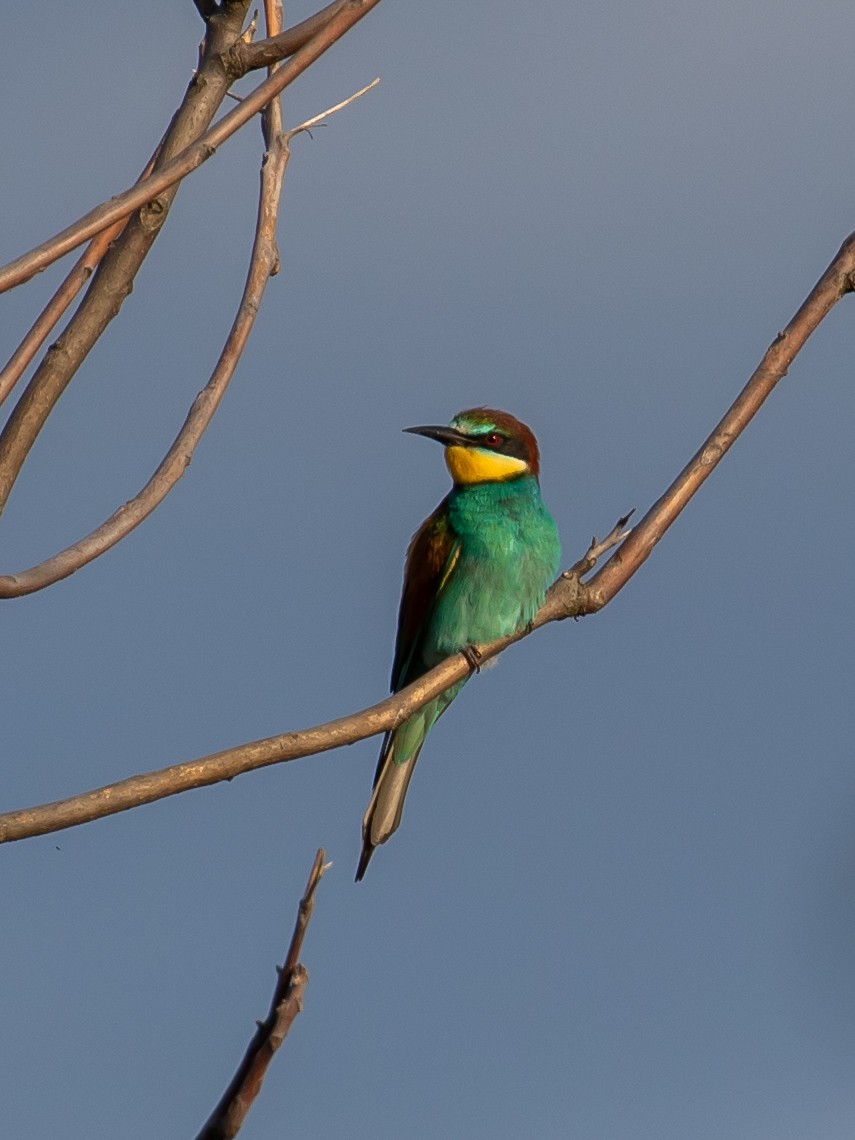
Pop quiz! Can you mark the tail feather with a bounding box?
[355,741,422,881]
[355,683,464,881]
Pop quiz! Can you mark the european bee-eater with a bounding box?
[356,407,561,880]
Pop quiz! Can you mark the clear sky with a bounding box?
[3,3,855,1137]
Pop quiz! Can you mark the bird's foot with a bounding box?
[462,644,483,674]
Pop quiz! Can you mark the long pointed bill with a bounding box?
[404,424,472,446]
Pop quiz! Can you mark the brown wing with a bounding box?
[391,495,459,690]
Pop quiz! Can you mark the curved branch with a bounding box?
[0,3,253,522]
[0,174,283,593]
[1,232,852,844]
[0,1,381,588]
[229,0,349,73]
[0,0,382,295]
[0,82,377,598]
[0,1,381,515]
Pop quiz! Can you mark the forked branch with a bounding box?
[0,81,378,598]
[0,0,381,295]
[0,0,382,588]
[2,231,853,843]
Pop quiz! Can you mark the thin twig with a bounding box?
[290,76,380,135]
[0,79,379,598]
[1,231,853,841]
[195,850,329,1140]
[563,510,635,581]
[0,0,382,294]
[241,9,260,43]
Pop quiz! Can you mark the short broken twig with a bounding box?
[287,76,380,139]
[564,510,635,581]
[195,849,330,1140]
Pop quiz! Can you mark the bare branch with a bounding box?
[262,0,283,42]
[0,637,481,843]
[261,0,284,147]
[0,232,115,408]
[582,230,855,609]
[0,4,380,573]
[0,0,380,599]
[0,1,253,525]
[231,0,349,73]
[195,850,329,1140]
[0,0,382,294]
[0,81,378,598]
[0,169,285,593]
[0,149,161,409]
[0,1,381,551]
[2,230,853,842]
[290,76,380,136]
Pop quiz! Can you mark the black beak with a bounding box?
[404,424,471,447]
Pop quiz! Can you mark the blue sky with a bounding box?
[3,3,855,1137]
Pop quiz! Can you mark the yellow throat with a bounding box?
[444,445,529,484]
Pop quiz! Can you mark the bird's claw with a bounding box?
[462,644,483,674]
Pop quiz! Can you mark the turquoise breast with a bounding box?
[427,476,560,661]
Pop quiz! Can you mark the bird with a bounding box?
[356,407,561,880]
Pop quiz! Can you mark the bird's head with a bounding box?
[404,407,541,485]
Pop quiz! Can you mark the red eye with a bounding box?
[484,432,502,447]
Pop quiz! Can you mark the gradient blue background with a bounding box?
[3,3,855,1136]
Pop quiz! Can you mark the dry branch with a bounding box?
[1,230,853,843]
[230,0,350,73]
[0,1,381,592]
[0,0,381,295]
[0,163,154,408]
[194,23,323,1138]
[195,849,329,1140]
[0,0,254,524]
[0,82,377,598]
[585,230,855,605]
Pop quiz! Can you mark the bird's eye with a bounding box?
[483,432,503,447]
